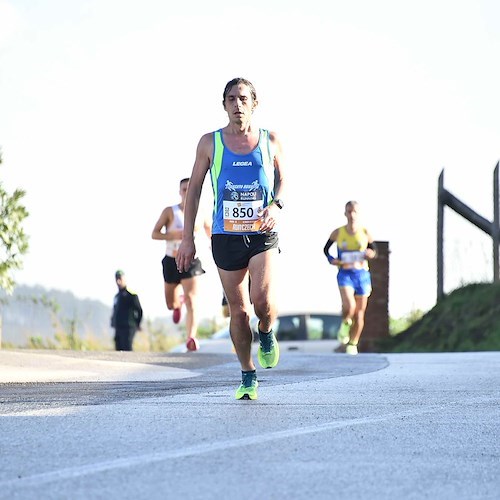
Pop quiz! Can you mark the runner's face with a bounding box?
[223,84,256,123]
[179,181,189,202]
[345,204,359,223]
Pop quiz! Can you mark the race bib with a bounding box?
[223,186,264,232]
[340,251,365,264]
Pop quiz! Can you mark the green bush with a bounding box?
[380,282,500,352]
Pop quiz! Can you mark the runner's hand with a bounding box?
[176,239,196,272]
[365,248,376,260]
[259,204,279,233]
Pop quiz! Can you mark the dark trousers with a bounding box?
[114,327,136,351]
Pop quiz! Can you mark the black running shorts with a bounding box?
[211,233,279,271]
[162,255,205,284]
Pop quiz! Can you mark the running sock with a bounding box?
[241,370,257,386]
[258,329,273,351]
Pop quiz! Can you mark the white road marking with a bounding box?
[1,396,494,489]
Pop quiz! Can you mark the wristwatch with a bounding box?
[273,199,284,209]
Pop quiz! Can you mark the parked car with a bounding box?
[169,312,342,354]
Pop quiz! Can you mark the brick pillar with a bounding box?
[360,240,390,352]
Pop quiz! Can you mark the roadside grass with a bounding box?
[11,283,499,353]
[379,282,500,352]
[6,317,224,352]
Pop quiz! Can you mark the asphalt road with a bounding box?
[0,349,499,500]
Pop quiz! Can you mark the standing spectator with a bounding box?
[111,270,143,351]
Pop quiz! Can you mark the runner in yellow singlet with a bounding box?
[323,201,377,355]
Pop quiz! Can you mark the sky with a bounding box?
[1,0,499,324]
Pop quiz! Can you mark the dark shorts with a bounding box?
[162,255,205,284]
[212,233,279,271]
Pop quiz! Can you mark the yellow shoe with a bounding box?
[337,319,352,345]
[257,331,280,369]
[235,372,258,400]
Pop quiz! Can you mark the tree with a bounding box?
[0,149,29,294]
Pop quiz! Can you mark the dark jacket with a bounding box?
[111,288,143,329]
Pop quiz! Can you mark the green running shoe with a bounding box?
[337,319,352,345]
[235,372,258,400]
[257,331,280,369]
[346,342,358,355]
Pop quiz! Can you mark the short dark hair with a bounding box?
[222,78,257,104]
